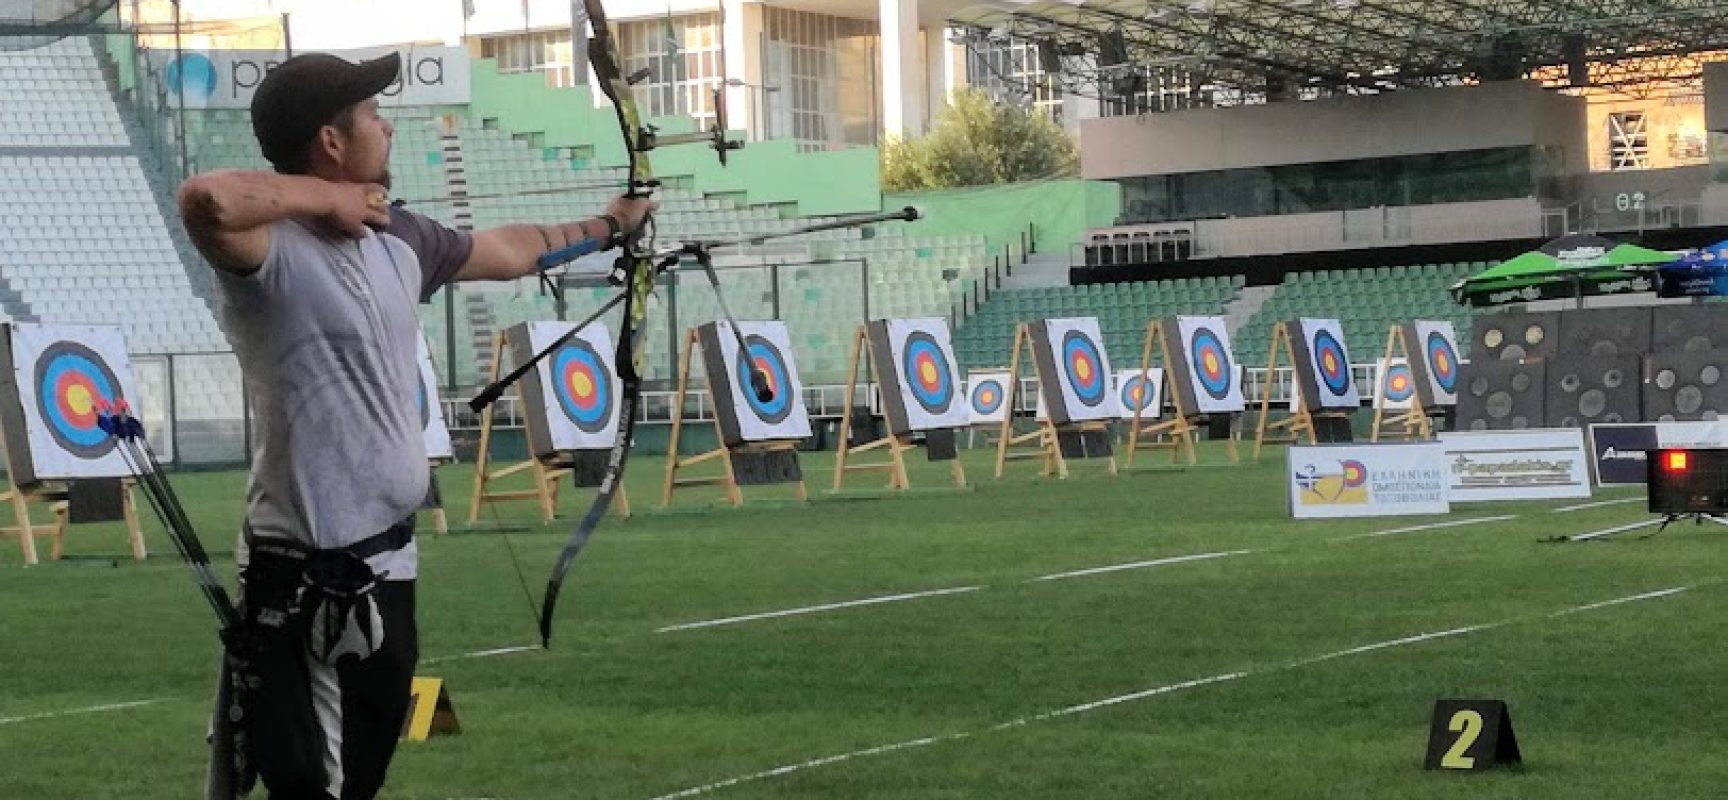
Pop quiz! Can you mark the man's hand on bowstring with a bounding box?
[325,181,393,238]
[605,195,659,241]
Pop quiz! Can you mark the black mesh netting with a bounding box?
[0,0,118,51]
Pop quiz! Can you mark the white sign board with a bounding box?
[154,46,472,110]
[1438,429,1592,502]
[1288,443,1449,519]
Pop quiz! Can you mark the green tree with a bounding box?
[880,87,1079,191]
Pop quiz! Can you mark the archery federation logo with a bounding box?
[737,334,793,424]
[1062,330,1106,407]
[552,338,614,434]
[34,341,124,459]
[1190,326,1233,400]
[901,331,955,415]
[165,52,218,105]
[1426,330,1459,394]
[1294,459,1369,505]
[1312,329,1352,397]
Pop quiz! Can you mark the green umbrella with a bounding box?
[1452,234,1673,307]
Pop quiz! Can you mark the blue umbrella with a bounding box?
[1657,239,1728,298]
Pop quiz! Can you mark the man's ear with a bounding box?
[315,125,345,165]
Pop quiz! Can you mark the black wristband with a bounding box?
[598,214,623,244]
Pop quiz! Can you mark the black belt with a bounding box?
[244,517,415,563]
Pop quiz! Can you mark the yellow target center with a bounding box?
[919,361,938,383]
[1203,352,1219,373]
[568,372,594,397]
[67,385,94,416]
[1435,352,1450,371]
[1075,359,1092,381]
[1322,352,1337,371]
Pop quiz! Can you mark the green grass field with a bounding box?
[2,445,1724,799]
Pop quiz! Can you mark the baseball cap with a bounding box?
[250,51,400,169]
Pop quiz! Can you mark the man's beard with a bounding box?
[376,169,393,191]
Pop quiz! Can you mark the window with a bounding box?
[478,31,578,88]
[1608,112,1650,170]
[618,12,723,131]
[763,7,879,151]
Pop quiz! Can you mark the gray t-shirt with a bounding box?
[215,207,469,580]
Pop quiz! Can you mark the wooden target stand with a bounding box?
[993,324,1117,480]
[0,424,144,565]
[1123,320,1239,467]
[832,325,966,492]
[1370,325,1435,442]
[467,331,629,526]
[425,459,450,534]
[662,328,808,507]
[1253,322,1350,459]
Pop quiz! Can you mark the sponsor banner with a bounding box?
[1587,421,1728,485]
[1288,443,1449,519]
[152,46,470,109]
[1438,429,1591,502]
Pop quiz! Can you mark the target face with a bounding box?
[1296,319,1360,409]
[523,321,620,452]
[737,334,793,424]
[967,371,1012,425]
[35,341,122,458]
[711,321,811,442]
[903,333,954,412]
[1192,328,1233,400]
[1410,320,1461,407]
[1378,359,1414,410]
[1062,331,1107,407]
[2,324,146,483]
[553,338,614,433]
[414,331,453,460]
[1115,368,1164,421]
[883,319,968,432]
[1035,318,1114,424]
[1172,316,1244,413]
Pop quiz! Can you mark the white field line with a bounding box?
[644,584,1695,800]
[1551,497,1642,513]
[655,586,984,633]
[1566,519,1662,541]
[1027,550,1254,583]
[422,645,539,665]
[0,698,167,726]
[1333,515,1518,541]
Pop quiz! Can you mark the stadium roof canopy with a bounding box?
[945,0,1728,95]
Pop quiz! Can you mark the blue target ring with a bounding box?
[901,331,955,415]
[737,334,793,424]
[35,342,122,458]
[1061,330,1106,407]
[1190,327,1233,400]
[970,379,1005,416]
[1426,331,1459,393]
[1120,374,1153,413]
[1383,364,1415,403]
[552,339,613,433]
[1312,329,1352,397]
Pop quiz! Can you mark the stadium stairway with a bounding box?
[1233,262,1482,366]
[93,41,220,323]
[953,276,1242,370]
[1222,284,1277,338]
[998,252,1072,291]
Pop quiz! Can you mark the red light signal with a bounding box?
[1666,450,1690,472]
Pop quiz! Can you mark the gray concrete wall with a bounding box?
[1080,81,1588,179]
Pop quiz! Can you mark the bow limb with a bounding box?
[537,0,657,648]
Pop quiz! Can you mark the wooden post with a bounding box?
[1370,325,1434,442]
[662,328,807,508]
[994,324,1057,478]
[1124,320,1198,466]
[1252,322,1318,459]
[833,325,964,492]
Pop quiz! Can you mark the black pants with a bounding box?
[239,556,418,800]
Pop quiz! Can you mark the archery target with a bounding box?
[1293,318,1360,410]
[710,320,811,443]
[0,324,146,484]
[967,370,1012,426]
[1171,316,1244,413]
[1032,317,1114,424]
[515,320,621,455]
[1377,359,1415,410]
[1116,368,1164,421]
[880,318,968,432]
[1409,320,1461,407]
[415,331,453,461]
